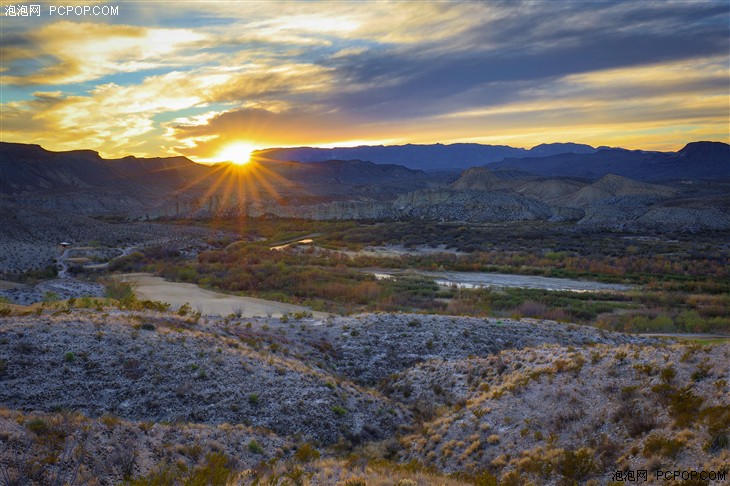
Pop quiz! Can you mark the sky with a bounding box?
[1,0,729,163]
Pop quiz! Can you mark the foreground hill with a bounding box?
[0,308,726,484]
[396,342,729,484]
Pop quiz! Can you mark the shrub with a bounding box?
[64,351,75,362]
[293,443,320,463]
[331,405,347,417]
[248,393,260,405]
[560,448,599,482]
[341,479,366,486]
[104,281,135,306]
[691,362,711,381]
[660,366,676,383]
[643,434,684,458]
[248,439,263,454]
[178,302,192,316]
[26,418,50,436]
[43,291,60,303]
[700,406,730,452]
[668,386,704,427]
[516,300,548,318]
[129,452,234,485]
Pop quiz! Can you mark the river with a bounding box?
[369,269,632,292]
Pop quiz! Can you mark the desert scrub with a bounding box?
[129,452,235,485]
[691,361,712,381]
[293,443,321,463]
[642,434,685,458]
[331,405,348,417]
[660,365,676,383]
[64,351,75,362]
[248,439,264,454]
[25,417,51,435]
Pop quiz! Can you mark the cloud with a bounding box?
[164,107,365,160]
[1,21,205,85]
[0,1,727,156]
[317,1,729,120]
[1,59,335,156]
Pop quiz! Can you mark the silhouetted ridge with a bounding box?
[489,141,729,181]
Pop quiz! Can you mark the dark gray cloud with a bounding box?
[318,1,729,120]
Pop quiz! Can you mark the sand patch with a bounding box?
[114,273,327,318]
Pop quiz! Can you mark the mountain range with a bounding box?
[256,141,729,180]
[256,142,599,172]
[1,140,728,232]
[488,141,730,182]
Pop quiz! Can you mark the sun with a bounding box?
[217,142,257,165]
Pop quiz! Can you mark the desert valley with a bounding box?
[0,139,728,485]
[1,1,729,484]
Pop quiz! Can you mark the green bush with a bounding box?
[26,418,50,436]
[105,281,135,306]
[248,439,263,454]
[331,405,347,417]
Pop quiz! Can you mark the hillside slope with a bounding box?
[0,309,726,484]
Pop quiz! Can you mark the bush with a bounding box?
[293,443,320,463]
[331,405,348,417]
[660,366,676,383]
[43,291,59,304]
[248,439,263,454]
[643,434,684,458]
[178,302,192,316]
[104,281,135,306]
[26,418,50,436]
[668,386,704,427]
[129,452,234,485]
[560,448,599,482]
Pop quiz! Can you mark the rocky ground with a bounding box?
[2,307,724,484]
[395,344,729,483]
[0,202,225,274]
[0,277,105,305]
[0,312,409,448]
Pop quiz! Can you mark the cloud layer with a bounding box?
[1,1,728,159]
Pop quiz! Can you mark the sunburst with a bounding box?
[217,142,257,165]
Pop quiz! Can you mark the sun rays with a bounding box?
[156,149,301,234]
[216,142,258,166]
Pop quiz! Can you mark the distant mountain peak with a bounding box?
[528,142,596,157]
[677,141,730,157]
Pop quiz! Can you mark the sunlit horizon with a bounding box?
[1,2,727,162]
